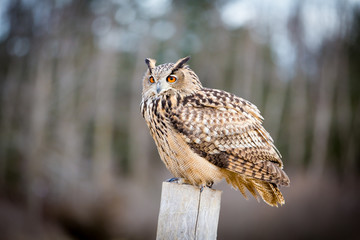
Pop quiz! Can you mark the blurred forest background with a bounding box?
[0,0,359,239]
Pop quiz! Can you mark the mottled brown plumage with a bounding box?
[141,56,290,206]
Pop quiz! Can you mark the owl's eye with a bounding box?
[149,76,155,84]
[166,75,177,83]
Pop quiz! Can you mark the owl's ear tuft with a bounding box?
[145,58,156,73]
[173,56,191,72]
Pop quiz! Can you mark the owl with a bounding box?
[140,56,290,206]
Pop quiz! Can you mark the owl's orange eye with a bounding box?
[167,75,177,83]
[149,76,155,83]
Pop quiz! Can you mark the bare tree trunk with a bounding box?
[128,40,153,185]
[288,71,307,166]
[25,50,53,217]
[92,50,117,191]
[263,70,287,143]
[55,49,82,196]
[310,47,338,176]
[232,31,258,101]
[0,58,23,187]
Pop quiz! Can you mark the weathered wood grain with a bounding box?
[156,182,222,240]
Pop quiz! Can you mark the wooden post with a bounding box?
[156,182,222,240]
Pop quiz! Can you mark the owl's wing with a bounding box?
[170,88,290,187]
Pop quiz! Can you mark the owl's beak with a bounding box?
[156,81,162,94]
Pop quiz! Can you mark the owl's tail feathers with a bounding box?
[251,179,285,207]
[224,171,285,207]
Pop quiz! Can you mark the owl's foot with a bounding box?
[166,178,190,185]
[200,181,214,192]
[166,177,180,183]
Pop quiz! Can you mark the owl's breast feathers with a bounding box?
[142,88,290,206]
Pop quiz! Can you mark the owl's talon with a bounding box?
[166,177,179,183]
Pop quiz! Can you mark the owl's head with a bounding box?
[142,56,202,99]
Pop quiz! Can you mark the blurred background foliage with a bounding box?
[0,0,359,239]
